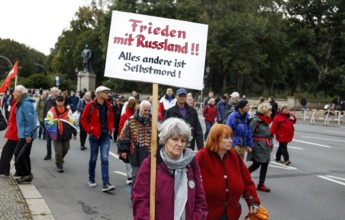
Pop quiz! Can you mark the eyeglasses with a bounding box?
[56,99,64,102]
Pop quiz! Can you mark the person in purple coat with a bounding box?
[132,118,208,220]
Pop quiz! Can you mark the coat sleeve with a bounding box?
[132,158,151,220]
[191,158,208,219]
[117,120,131,152]
[246,119,254,148]
[80,102,92,134]
[195,116,204,150]
[270,116,278,135]
[158,102,164,121]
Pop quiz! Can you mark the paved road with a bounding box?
[28,119,345,220]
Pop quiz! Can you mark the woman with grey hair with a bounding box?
[248,102,273,192]
[132,118,208,219]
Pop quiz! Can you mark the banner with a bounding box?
[104,11,208,90]
[0,60,18,93]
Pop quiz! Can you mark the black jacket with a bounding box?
[163,103,204,150]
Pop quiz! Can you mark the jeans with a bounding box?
[88,133,110,185]
[204,121,214,140]
[276,142,289,161]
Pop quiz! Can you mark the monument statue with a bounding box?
[81,44,92,72]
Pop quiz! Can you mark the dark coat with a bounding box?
[132,151,208,220]
[163,104,204,150]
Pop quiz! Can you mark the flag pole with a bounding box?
[15,76,18,88]
[150,83,158,219]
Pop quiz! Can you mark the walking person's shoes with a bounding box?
[88,180,97,187]
[274,159,284,164]
[285,161,291,166]
[81,146,87,150]
[44,155,51,160]
[126,178,133,185]
[257,183,271,192]
[102,183,115,192]
[16,174,33,184]
[57,166,64,173]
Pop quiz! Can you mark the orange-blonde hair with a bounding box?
[205,124,232,153]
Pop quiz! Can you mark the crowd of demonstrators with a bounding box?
[196,124,260,220]
[270,105,296,166]
[203,98,217,140]
[118,100,152,185]
[0,108,12,176]
[132,118,208,220]
[36,90,48,140]
[226,99,254,159]
[112,97,123,142]
[45,95,77,173]
[248,103,273,192]
[117,98,139,185]
[76,91,92,150]
[80,86,115,192]
[158,88,176,121]
[164,88,204,151]
[43,87,59,160]
[13,85,38,184]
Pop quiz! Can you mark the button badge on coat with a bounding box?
[188,180,195,189]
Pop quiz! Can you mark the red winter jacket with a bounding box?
[196,147,260,220]
[270,113,296,143]
[203,104,218,123]
[80,99,114,139]
[118,107,134,136]
[132,154,208,220]
[5,102,18,141]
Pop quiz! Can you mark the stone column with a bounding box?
[77,71,96,93]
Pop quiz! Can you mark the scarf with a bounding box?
[258,114,272,125]
[160,148,195,220]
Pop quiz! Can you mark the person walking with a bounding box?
[36,90,48,139]
[132,118,208,219]
[248,103,273,192]
[45,96,77,173]
[13,85,38,184]
[117,98,139,185]
[118,100,152,185]
[268,97,278,119]
[76,91,92,150]
[80,86,115,192]
[43,87,59,160]
[225,99,254,159]
[112,97,123,142]
[203,98,217,140]
[300,97,307,114]
[164,88,204,150]
[196,124,260,220]
[270,105,296,165]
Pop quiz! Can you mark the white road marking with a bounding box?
[301,136,345,143]
[273,145,303,150]
[317,175,345,186]
[269,162,297,170]
[109,151,119,159]
[113,171,127,176]
[326,130,345,134]
[292,139,332,148]
[326,175,345,181]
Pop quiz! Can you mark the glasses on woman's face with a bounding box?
[56,99,64,102]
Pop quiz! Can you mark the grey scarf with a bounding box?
[160,148,195,220]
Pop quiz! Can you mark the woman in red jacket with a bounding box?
[270,105,296,165]
[196,124,260,220]
[203,98,218,140]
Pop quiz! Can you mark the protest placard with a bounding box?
[105,11,208,90]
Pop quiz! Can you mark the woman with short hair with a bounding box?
[132,118,208,219]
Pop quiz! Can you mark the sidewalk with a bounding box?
[0,149,54,220]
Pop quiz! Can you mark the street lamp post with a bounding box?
[0,55,13,69]
[34,63,48,76]
[200,66,210,109]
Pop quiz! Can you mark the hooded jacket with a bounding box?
[226,110,254,148]
[270,112,296,143]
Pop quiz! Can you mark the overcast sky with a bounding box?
[0,0,90,55]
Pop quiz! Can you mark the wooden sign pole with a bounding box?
[150,83,159,219]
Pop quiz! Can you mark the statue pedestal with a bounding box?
[77,71,96,93]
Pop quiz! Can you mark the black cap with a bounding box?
[237,99,248,109]
[56,95,64,101]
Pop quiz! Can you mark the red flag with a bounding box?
[0,61,18,93]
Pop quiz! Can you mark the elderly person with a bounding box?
[45,95,77,173]
[13,85,38,183]
[270,105,296,166]
[118,100,152,184]
[196,124,260,220]
[248,103,273,192]
[132,118,208,219]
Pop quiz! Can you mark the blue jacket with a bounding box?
[16,95,38,139]
[226,110,254,148]
[216,100,227,121]
[68,95,80,112]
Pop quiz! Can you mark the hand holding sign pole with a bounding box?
[104,11,208,219]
